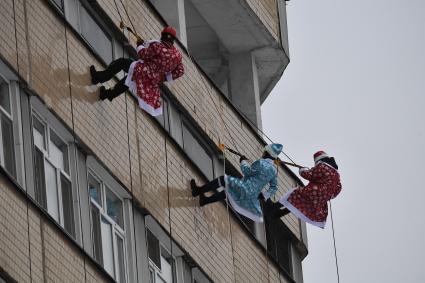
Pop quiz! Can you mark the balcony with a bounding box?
[150,0,290,127]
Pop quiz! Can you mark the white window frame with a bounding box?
[87,166,129,282]
[31,108,76,237]
[147,230,174,283]
[0,75,14,171]
[64,0,115,63]
[0,61,25,186]
[145,216,189,283]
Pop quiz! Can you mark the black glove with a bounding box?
[239,155,248,163]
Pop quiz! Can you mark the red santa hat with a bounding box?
[162,26,177,38]
[314,151,328,163]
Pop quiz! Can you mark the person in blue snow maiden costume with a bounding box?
[190,143,283,222]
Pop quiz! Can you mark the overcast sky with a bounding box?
[262,1,425,282]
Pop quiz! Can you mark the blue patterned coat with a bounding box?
[225,158,278,222]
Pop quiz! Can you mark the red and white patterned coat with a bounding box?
[127,40,184,116]
[280,161,342,228]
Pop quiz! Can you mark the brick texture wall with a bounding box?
[244,0,280,41]
[0,175,111,283]
[0,0,300,282]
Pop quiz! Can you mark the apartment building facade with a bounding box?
[0,0,308,282]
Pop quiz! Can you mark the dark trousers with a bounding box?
[95,58,134,99]
[198,176,227,206]
[263,199,290,218]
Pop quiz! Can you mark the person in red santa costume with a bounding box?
[90,26,184,116]
[270,151,342,228]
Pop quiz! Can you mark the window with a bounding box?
[156,94,215,180]
[147,229,174,283]
[182,124,214,179]
[64,0,113,63]
[79,5,113,63]
[32,112,75,237]
[88,171,127,282]
[0,76,16,177]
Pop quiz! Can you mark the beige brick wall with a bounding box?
[0,175,31,283]
[244,0,280,41]
[0,0,18,71]
[0,0,300,282]
[0,175,111,283]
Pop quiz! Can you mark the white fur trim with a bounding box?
[136,39,161,53]
[136,45,146,53]
[316,160,338,171]
[279,187,326,228]
[264,144,279,158]
[137,98,163,116]
[299,167,309,173]
[224,175,263,222]
[125,60,140,95]
[314,152,328,163]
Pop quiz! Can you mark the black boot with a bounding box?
[200,191,226,207]
[90,65,100,85]
[192,176,225,198]
[98,78,128,102]
[199,193,207,206]
[191,179,201,197]
[99,86,112,101]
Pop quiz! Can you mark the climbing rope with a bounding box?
[12,0,33,281]
[329,201,340,283]
[113,0,177,277]
[114,0,141,41]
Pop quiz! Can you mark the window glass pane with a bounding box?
[33,116,46,150]
[80,6,113,63]
[61,174,75,237]
[49,130,69,173]
[168,105,182,146]
[117,235,126,283]
[88,174,102,205]
[147,229,161,268]
[155,97,169,131]
[45,160,59,221]
[106,187,123,227]
[0,76,11,114]
[64,0,79,29]
[101,217,115,277]
[182,125,214,179]
[34,147,47,208]
[91,205,103,264]
[1,114,16,177]
[160,248,173,283]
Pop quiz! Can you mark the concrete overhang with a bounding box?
[189,0,289,103]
